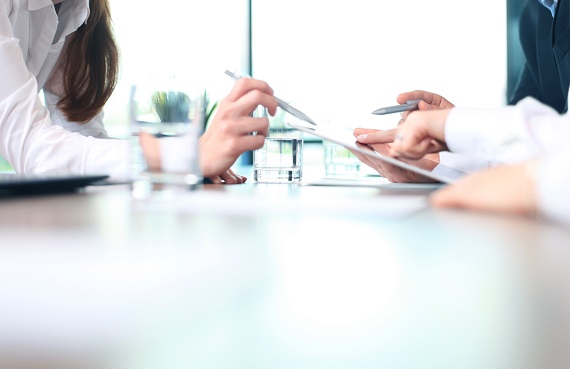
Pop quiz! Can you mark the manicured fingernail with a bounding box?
[356,134,368,141]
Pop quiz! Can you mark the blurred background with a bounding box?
[0,0,522,170]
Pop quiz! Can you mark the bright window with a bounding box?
[0,1,507,171]
[251,0,507,131]
[105,0,248,137]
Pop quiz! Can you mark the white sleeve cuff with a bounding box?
[445,107,518,160]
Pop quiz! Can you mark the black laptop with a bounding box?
[0,173,109,195]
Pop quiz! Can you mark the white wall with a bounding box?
[106,0,246,136]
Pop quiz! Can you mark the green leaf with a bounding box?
[152,90,191,123]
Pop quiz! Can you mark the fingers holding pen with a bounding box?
[220,78,278,119]
[226,78,274,103]
[356,90,456,162]
[396,90,455,110]
[231,89,278,117]
[397,90,433,105]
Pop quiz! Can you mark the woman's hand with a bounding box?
[353,110,450,164]
[206,168,248,184]
[351,128,440,183]
[349,91,454,183]
[199,78,278,182]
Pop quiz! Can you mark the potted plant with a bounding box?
[151,90,218,127]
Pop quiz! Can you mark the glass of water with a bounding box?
[129,76,205,198]
[253,107,304,183]
[323,140,361,176]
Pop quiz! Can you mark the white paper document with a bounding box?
[302,176,446,189]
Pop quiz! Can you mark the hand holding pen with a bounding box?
[372,99,421,115]
[358,90,456,157]
[372,91,456,119]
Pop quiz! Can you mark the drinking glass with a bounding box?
[253,107,304,183]
[323,140,361,176]
[129,77,205,198]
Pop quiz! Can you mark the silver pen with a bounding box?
[372,99,421,115]
[224,70,317,126]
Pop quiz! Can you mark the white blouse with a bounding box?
[0,0,128,178]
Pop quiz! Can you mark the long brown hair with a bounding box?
[57,0,119,123]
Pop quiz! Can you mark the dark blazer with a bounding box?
[510,0,570,113]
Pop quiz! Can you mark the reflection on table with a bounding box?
[1,169,570,369]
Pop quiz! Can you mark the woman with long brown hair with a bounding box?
[0,0,276,183]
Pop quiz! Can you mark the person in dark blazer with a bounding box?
[396,0,568,113]
[511,0,568,113]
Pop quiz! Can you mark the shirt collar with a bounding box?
[28,0,55,11]
[28,0,90,27]
[28,0,90,18]
[538,0,558,17]
[72,0,91,27]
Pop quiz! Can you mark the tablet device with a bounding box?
[287,121,467,184]
[0,173,109,195]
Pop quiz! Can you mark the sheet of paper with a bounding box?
[302,176,445,189]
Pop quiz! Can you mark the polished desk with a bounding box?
[1,170,570,369]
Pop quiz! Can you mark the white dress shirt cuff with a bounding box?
[84,138,130,180]
[445,107,521,162]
